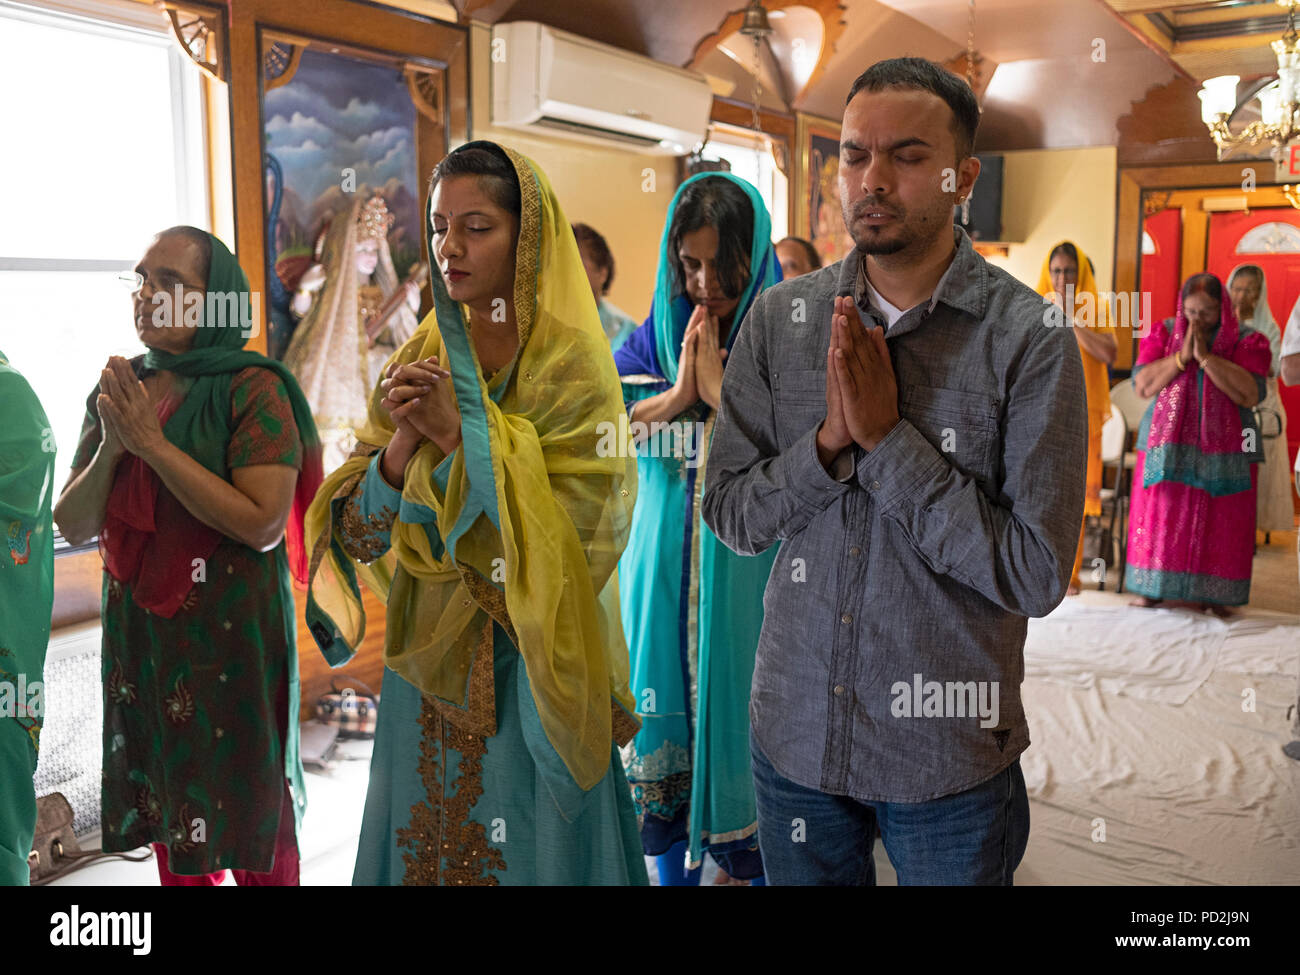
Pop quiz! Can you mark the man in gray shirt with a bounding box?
[701,57,1087,885]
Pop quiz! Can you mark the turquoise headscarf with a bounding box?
[651,172,781,384]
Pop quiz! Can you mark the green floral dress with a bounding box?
[72,364,306,875]
[0,351,55,885]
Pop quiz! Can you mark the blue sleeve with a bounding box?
[612,311,660,378]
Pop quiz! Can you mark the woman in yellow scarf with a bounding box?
[1038,241,1117,593]
[304,140,647,885]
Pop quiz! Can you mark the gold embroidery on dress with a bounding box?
[163,677,195,725]
[168,802,200,854]
[506,148,541,350]
[339,495,397,564]
[107,660,138,706]
[431,617,497,737]
[459,563,519,648]
[610,702,640,749]
[307,441,382,579]
[397,695,506,885]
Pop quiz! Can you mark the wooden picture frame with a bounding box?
[794,112,854,265]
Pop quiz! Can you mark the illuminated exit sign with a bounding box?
[1275,144,1300,181]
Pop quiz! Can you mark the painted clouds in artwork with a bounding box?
[264,47,419,247]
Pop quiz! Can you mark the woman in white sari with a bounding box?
[1227,264,1293,534]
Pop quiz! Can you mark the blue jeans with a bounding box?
[750,729,1029,885]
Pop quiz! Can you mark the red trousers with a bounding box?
[153,782,299,886]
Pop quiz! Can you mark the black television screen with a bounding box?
[954,154,1003,241]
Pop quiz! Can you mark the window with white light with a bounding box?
[698,125,790,243]
[0,0,209,535]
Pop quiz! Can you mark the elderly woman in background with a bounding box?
[1126,272,1270,614]
[1037,240,1116,594]
[1227,264,1293,536]
[573,222,639,353]
[54,227,322,885]
[774,235,821,279]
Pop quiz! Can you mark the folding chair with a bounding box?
[1109,380,1155,593]
[1097,403,1126,590]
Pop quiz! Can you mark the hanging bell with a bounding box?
[739,0,773,39]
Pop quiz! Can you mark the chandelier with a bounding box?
[1199,0,1300,161]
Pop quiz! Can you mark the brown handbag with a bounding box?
[27,792,152,885]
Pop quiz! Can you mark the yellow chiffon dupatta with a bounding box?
[305,146,639,790]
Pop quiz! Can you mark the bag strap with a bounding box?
[329,675,378,700]
[30,847,155,886]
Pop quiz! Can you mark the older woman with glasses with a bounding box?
[55,226,322,885]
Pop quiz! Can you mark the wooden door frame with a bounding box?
[1117,161,1293,367]
[226,0,470,353]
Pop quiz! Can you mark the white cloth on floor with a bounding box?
[1024,599,1225,705]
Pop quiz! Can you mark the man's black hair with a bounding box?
[846,57,980,160]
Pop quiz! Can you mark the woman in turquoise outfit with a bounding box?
[305,141,646,886]
[612,173,782,884]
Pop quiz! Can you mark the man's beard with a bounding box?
[853,227,908,255]
[843,200,910,255]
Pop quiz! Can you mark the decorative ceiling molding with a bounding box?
[156,0,226,82]
[1101,0,1289,82]
[939,48,991,102]
[404,64,446,124]
[1117,77,1219,167]
[1144,191,1174,217]
[689,0,847,109]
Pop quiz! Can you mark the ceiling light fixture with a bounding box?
[1199,0,1300,160]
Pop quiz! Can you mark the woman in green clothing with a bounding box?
[0,352,56,886]
[306,141,646,885]
[54,227,322,884]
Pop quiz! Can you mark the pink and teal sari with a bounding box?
[1125,281,1270,605]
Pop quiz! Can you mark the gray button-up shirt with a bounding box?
[701,227,1087,802]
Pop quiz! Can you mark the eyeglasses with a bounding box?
[117,269,206,295]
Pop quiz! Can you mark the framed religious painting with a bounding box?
[258,33,446,370]
[794,112,855,267]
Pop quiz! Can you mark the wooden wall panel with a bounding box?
[51,551,103,631]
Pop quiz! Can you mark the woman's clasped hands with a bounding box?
[380,355,463,456]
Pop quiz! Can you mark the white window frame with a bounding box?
[700,122,790,242]
[0,0,210,551]
[0,0,210,277]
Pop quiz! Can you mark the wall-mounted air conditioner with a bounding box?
[491,21,712,155]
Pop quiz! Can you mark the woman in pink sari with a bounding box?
[1126,273,1270,615]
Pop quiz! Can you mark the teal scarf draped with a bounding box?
[651,172,782,384]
